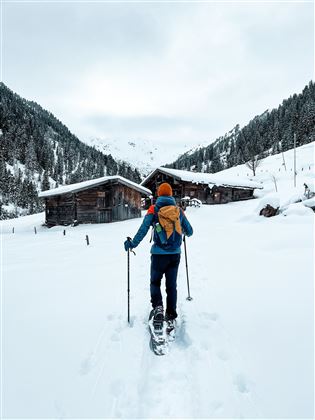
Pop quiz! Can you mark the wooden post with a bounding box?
[63,229,66,236]
[34,227,37,234]
[282,151,287,172]
[85,235,89,246]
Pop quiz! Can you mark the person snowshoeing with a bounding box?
[124,182,193,326]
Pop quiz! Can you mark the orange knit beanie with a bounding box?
[157,182,173,197]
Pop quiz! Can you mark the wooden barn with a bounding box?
[141,167,263,205]
[39,176,152,227]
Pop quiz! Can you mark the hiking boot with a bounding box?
[166,318,175,331]
[153,305,164,322]
[165,311,177,321]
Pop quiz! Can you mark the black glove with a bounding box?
[124,238,135,251]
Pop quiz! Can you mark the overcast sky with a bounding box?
[2,1,314,155]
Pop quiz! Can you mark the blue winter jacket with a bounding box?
[131,196,193,254]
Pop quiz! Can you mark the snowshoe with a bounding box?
[165,317,176,341]
[148,307,168,356]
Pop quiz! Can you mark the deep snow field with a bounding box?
[1,143,314,419]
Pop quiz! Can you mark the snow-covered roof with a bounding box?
[141,167,263,190]
[39,175,152,198]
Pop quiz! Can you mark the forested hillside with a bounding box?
[1,81,314,219]
[167,81,315,173]
[0,83,141,219]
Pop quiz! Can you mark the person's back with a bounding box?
[124,182,193,323]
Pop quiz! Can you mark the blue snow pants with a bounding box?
[150,253,181,319]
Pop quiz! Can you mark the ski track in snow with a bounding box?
[74,267,261,418]
[77,265,263,418]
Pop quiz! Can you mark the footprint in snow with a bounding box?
[54,400,66,419]
[79,354,94,375]
[200,340,211,351]
[211,400,224,413]
[200,312,219,321]
[216,349,229,361]
[234,373,250,394]
[111,333,120,342]
[175,320,193,348]
[110,379,124,395]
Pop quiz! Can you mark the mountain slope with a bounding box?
[0,83,141,218]
[167,81,315,173]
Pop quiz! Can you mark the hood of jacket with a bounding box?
[155,196,176,211]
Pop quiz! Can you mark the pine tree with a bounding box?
[41,171,50,191]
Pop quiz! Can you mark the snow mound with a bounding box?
[282,202,314,217]
[303,197,315,209]
[255,193,280,214]
[281,193,304,208]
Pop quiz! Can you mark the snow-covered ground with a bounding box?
[1,144,314,419]
[217,141,315,199]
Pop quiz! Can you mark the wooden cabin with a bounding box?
[141,167,263,205]
[39,176,152,227]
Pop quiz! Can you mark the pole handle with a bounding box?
[127,236,136,255]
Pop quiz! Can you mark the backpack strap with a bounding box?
[147,204,156,242]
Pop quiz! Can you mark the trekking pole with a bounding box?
[183,235,193,301]
[127,237,135,325]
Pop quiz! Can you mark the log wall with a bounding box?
[45,193,75,226]
[44,181,143,226]
[144,172,254,205]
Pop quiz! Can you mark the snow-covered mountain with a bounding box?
[86,137,193,176]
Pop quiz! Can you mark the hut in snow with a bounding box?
[39,175,152,227]
[141,167,263,205]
